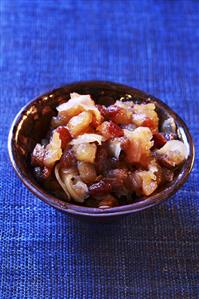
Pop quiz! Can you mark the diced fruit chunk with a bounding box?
[67,111,93,137]
[128,169,158,196]
[43,131,62,167]
[132,103,159,132]
[52,105,83,127]
[155,140,188,167]
[123,127,153,166]
[73,143,97,163]
[135,170,158,196]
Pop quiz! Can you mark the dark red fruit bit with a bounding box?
[96,104,107,117]
[106,105,121,117]
[109,121,124,137]
[106,106,132,125]
[60,148,76,168]
[56,126,72,149]
[120,136,130,151]
[95,144,110,174]
[153,132,167,149]
[31,144,45,167]
[143,118,156,132]
[89,180,112,196]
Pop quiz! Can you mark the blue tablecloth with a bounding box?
[1,1,199,298]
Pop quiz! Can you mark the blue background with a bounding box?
[1,0,199,298]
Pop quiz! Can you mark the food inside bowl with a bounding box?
[31,92,188,208]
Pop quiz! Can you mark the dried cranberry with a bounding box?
[153,132,167,149]
[89,180,112,196]
[106,106,132,125]
[56,126,72,149]
[60,148,76,168]
[95,144,110,174]
[96,104,107,117]
[143,118,157,132]
[97,121,124,139]
[120,137,130,151]
[109,121,124,137]
[106,105,121,117]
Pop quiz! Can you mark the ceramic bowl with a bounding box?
[8,81,195,220]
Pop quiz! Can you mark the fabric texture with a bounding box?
[0,0,199,298]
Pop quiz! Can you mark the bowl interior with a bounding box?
[8,81,194,217]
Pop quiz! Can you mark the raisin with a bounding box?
[89,180,112,196]
[95,144,109,174]
[60,148,77,168]
[108,121,124,137]
[106,105,121,117]
[96,104,107,117]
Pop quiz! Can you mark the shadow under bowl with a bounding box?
[8,81,195,220]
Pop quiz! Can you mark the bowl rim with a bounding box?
[8,80,195,217]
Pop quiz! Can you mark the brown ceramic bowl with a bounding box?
[8,81,195,220]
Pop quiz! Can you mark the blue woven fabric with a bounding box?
[1,0,199,298]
